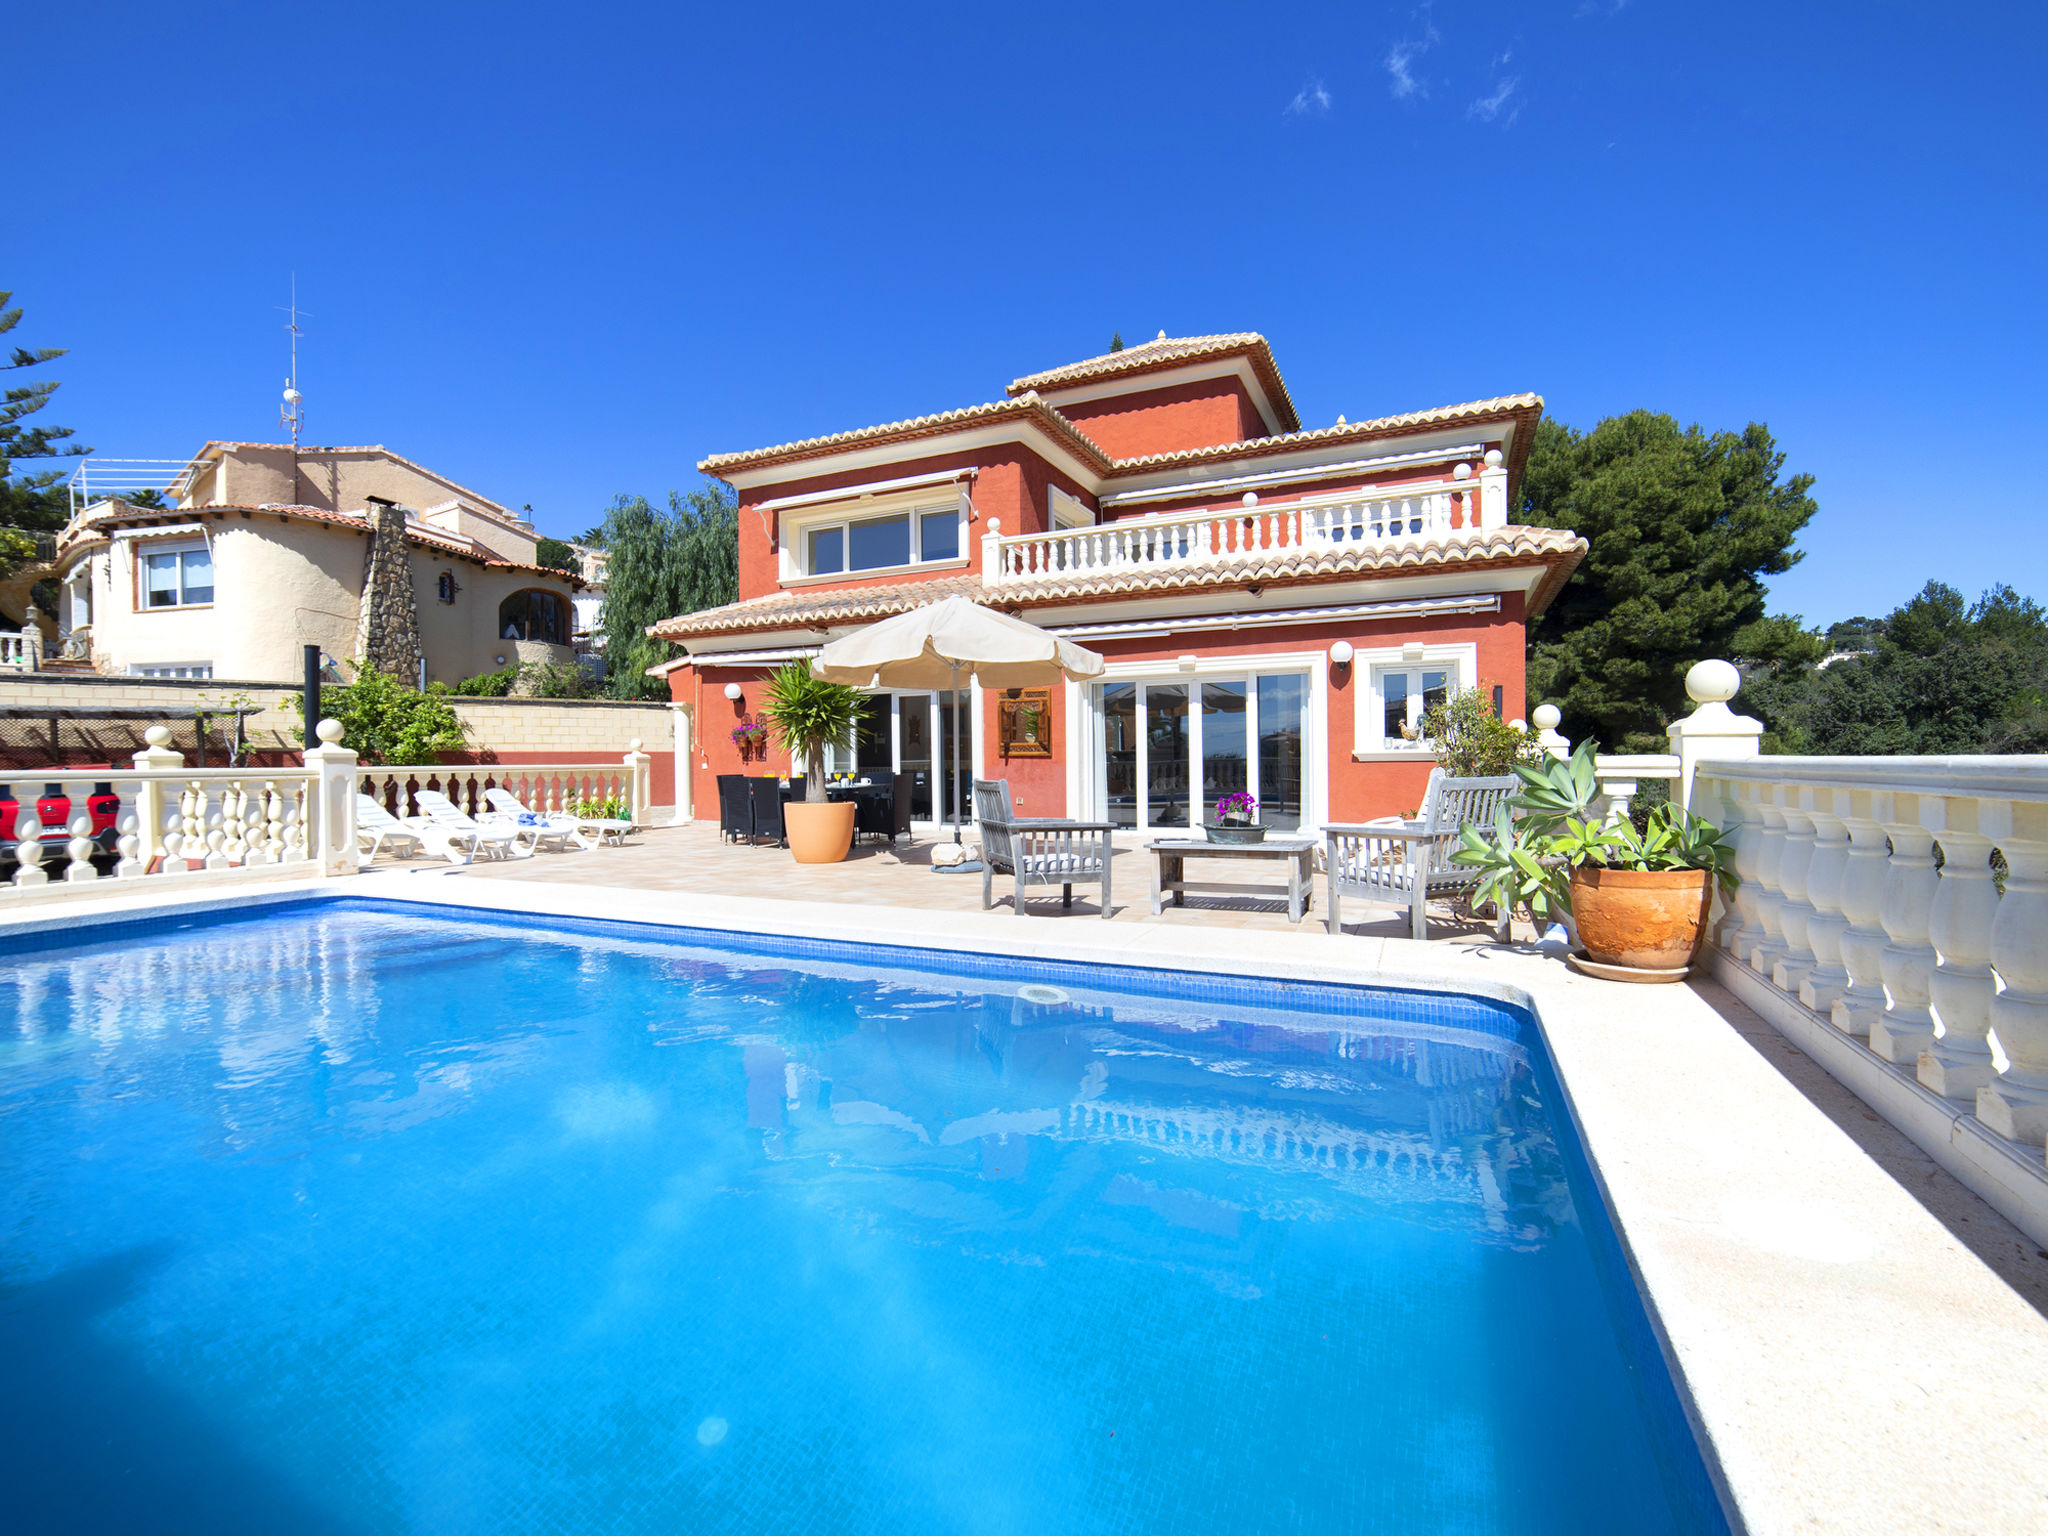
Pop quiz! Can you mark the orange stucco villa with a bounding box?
[653,333,1584,833]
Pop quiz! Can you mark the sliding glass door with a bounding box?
[1090,672,1307,831]
[815,690,970,826]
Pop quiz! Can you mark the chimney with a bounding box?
[357,496,426,681]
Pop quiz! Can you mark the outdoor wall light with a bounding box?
[1329,640,1354,666]
[723,682,744,701]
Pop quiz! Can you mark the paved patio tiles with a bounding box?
[398,820,1513,941]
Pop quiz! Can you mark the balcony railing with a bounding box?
[984,463,1508,587]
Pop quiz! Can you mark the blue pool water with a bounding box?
[0,900,1727,1535]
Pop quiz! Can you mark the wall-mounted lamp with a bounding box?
[493,654,506,666]
[723,682,744,702]
[1328,640,1354,666]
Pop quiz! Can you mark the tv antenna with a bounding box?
[278,277,308,450]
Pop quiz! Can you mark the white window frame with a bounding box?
[1349,641,1478,758]
[779,489,971,585]
[137,539,214,610]
[791,687,983,827]
[129,662,214,679]
[1050,486,1094,529]
[1075,651,1329,833]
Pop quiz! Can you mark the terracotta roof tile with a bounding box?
[1007,332,1301,434]
[1110,395,1545,472]
[60,502,583,586]
[699,394,1114,478]
[649,526,1585,641]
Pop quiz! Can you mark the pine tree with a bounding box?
[0,290,88,576]
[1518,411,1822,750]
[1108,331,1124,352]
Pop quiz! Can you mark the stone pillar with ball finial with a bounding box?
[1665,659,1763,812]
[303,718,361,876]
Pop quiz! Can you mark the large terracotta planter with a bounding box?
[785,799,857,864]
[1569,865,1714,971]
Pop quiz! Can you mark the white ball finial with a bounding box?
[1685,660,1740,705]
[1532,704,1561,730]
[145,725,172,748]
[1452,462,1473,480]
[1482,448,1504,468]
[629,737,643,751]
[316,718,345,744]
[1241,491,1259,507]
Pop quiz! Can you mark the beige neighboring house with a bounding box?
[48,442,583,684]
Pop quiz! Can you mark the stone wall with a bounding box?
[356,499,425,679]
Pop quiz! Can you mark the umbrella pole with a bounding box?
[950,661,963,845]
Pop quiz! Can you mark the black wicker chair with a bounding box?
[747,778,786,848]
[716,775,751,844]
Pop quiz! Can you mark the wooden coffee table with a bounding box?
[1145,835,1319,922]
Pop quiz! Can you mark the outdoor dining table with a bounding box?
[1145,834,1320,923]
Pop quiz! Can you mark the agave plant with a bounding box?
[1450,741,1739,925]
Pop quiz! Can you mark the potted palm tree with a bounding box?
[760,662,868,864]
[1450,741,1739,978]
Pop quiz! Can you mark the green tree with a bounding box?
[533,536,582,577]
[0,290,88,577]
[1741,582,2048,755]
[759,661,866,802]
[1518,412,1823,751]
[596,479,739,700]
[288,663,467,765]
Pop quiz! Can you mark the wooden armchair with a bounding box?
[1325,769,1519,941]
[972,778,1115,918]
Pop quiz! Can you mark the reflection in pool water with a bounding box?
[0,902,1725,1535]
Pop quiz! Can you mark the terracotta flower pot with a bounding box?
[785,799,857,864]
[1569,865,1714,971]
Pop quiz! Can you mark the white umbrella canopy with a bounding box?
[811,597,1105,844]
[810,596,1105,690]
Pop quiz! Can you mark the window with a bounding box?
[140,544,213,608]
[130,662,213,679]
[437,571,459,604]
[1374,664,1455,749]
[798,502,963,576]
[498,588,570,644]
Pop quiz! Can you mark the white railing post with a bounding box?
[303,719,360,876]
[1477,449,1508,527]
[1975,799,2048,1147]
[1531,704,1570,761]
[981,518,1005,585]
[1665,660,1761,811]
[1798,789,1853,1012]
[625,737,651,826]
[132,725,183,874]
[1744,791,1792,976]
[1912,798,2002,1093]
[1717,777,1770,959]
[1829,789,1892,1036]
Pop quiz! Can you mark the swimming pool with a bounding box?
[0,899,1727,1535]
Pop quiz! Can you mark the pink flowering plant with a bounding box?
[729,716,768,759]
[1215,791,1258,823]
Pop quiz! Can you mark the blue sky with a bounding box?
[11,1,2041,627]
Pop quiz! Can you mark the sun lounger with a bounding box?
[481,788,594,852]
[355,794,431,862]
[412,789,526,860]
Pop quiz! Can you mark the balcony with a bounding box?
[985,464,1508,587]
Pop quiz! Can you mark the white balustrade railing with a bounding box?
[0,625,40,672]
[1694,757,2048,1172]
[985,461,1508,586]
[358,752,647,823]
[4,737,316,892]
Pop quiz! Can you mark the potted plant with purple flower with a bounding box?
[730,716,768,762]
[1207,790,1264,844]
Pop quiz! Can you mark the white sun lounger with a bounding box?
[481,788,593,852]
[412,789,527,860]
[355,794,430,862]
[485,785,631,846]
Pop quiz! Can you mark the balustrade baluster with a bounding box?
[64,808,98,882]
[1798,790,1852,1012]
[1829,790,1891,1035]
[1744,792,1791,974]
[264,782,286,863]
[223,780,249,865]
[114,787,143,879]
[12,811,47,886]
[1866,792,1939,1048]
[1770,790,1821,993]
[1911,801,1999,1091]
[1975,800,2048,1148]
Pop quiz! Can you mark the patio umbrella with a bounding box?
[811,596,1106,844]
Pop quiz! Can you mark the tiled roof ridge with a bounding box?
[699,393,1116,477]
[648,526,1585,640]
[1005,332,1301,436]
[188,441,523,523]
[61,501,582,585]
[1105,394,1546,472]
